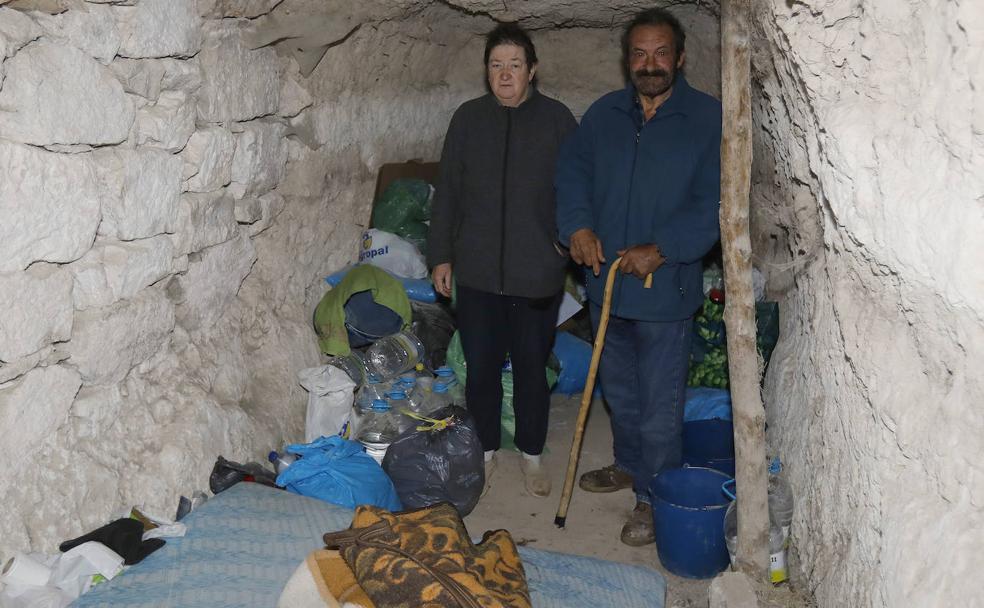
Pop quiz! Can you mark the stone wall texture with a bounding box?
[0,0,720,570]
[750,1,982,606]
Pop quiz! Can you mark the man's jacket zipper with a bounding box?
[617,121,642,313]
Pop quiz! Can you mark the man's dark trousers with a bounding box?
[456,285,561,456]
[590,303,694,503]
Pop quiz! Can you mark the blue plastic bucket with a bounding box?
[682,419,735,477]
[649,467,732,579]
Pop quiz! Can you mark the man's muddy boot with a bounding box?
[578,464,633,493]
[620,502,655,547]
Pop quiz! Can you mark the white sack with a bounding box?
[358,229,427,279]
[298,365,356,442]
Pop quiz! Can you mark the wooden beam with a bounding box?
[720,0,770,579]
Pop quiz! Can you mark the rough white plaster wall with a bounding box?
[0,0,720,575]
[751,1,983,606]
[0,0,295,564]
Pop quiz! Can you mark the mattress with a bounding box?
[73,483,665,607]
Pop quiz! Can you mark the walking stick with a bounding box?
[555,257,652,528]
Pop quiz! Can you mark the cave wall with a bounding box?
[0,0,302,561]
[751,1,983,606]
[0,0,720,565]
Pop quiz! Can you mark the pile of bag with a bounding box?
[276,335,485,517]
[369,179,433,255]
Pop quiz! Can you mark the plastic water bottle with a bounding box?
[354,373,387,411]
[423,381,452,415]
[366,331,425,380]
[394,375,416,393]
[356,399,401,464]
[396,378,428,413]
[434,365,458,387]
[414,363,433,392]
[768,519,788,583]
[328,351,367,388]
[722,500,787,583]
[268,451,297,475]
[385,389,411,415]
[768,458,794,543]
[723,500,737,569]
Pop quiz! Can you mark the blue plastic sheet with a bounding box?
[326,264,437,303]
[683,387,733,422]
[277,436,402,511]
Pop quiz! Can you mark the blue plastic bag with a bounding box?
[551,332,592,395]
[325,265,437,303]
[276,436,402,511]
[683,387,733,422]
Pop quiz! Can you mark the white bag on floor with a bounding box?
[358,228,428,279]
[298,365,356,442]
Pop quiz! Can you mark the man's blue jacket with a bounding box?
[556,77,722,322]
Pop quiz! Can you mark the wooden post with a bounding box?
[720,0,770,579]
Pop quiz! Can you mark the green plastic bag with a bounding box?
[446,331,557,451]
[370,178,432,254]
[687,297,781,389]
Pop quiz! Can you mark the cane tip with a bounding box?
[554,515,566,528]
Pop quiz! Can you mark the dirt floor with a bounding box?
[464,394,814,608]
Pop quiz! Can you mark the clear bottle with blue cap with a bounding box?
[434,365,458,387]
[422,381,452,415]
[355,373,387,412]
[393,377,428,413]
[768,457,794,542]
[356,399,399,441]
[392,375,416,394]
[723,457,794,582]
[356,399,402,464]
[382,389,416,435]
[414,363,434,392]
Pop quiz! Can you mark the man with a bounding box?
[555,8,721,545]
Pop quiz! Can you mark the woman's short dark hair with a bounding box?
[484,22,538,66]
[621,8,686,60]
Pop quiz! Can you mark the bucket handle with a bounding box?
[721,478,736,501]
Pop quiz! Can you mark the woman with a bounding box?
[427,23,577,498]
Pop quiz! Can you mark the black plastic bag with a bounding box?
[208,456,278,494]
[381,405,484,516]
[410,300,455,369]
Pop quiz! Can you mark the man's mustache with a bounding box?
[634,69,669,79]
